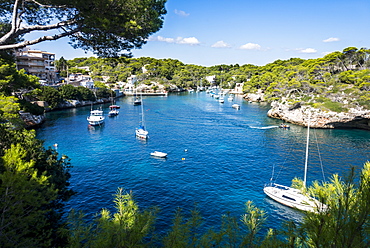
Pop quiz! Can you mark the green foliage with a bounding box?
[299,162,370,247]
[67,188,158,248]
[94,81,108,89]
[96,88,112,99]
[0,125,74,247]
[0,94,21,126]
[60,84,82,100]
[240,201,267,247]
[322,100,348,113]
[18,99,44,115]
[35,86,63,109]
[0,144,58,247]
[76,86,96,101]
[0,58,39,96]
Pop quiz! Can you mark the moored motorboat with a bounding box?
[108,108,119,117]
[150,151,167,158]
[109,105,120,109]
[133,97,141,105]
[87,109,105,126]
[279,123,290,129]
[232,104,240,110]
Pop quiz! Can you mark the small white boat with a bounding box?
[232,104,240,110]
[133,97,141,105]
[108,104,119,117]
[279,123,290,129]
[228,94,234,101]
[108,108,119,117]
[87,109,105,126]
[135,94,148,139]
[219,98,224,103]
[150,151,167,158]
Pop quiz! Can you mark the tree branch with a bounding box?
[0,0,22,44]
[0,20,77,46]
[29,0,68,9]
[0,29,79,50]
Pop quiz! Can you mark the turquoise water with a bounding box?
[36,92,370,230]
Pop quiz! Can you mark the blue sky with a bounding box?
[30,0,370,66]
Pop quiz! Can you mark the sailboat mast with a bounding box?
[141,94,145,126]
[303,112,311,188]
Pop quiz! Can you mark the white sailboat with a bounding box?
[135,95,148,139]
[263,114,327,212]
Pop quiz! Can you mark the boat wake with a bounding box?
[249,125,279,130]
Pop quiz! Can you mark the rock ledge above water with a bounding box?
[267,101,370,130]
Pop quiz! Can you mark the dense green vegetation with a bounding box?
[0,94,74,247]
[59,47,370,112]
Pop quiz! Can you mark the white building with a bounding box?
[205,75,216,85]
[127,75,138,84]
[15,47,56,83]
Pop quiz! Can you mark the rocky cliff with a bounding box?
[19,111,45,127]
[267,101,370,130]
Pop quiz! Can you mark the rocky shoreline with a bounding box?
[267,101,370,130]
[244,92,370,130]
[21,98,113,128]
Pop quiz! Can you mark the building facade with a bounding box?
[15,47,56,84]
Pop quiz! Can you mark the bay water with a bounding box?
[36,92,370,231]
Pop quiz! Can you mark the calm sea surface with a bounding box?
[36,92,370,231]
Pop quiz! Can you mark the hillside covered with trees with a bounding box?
[57,46,370,114]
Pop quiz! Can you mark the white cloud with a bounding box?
[239,43,261,50]
[175,9,190,17]
[150,36,200,45]
[177,37,200,45]
[323,37,340,43]
[211,41,231,48]
[299,48,317,54]
[156,36,175,43]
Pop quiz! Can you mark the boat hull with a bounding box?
[108,110,119,117]
[264,184,326,212]
[151,151,167,158]
[232,104,240,109]
[87,110,105,126]
[136,128,148,139]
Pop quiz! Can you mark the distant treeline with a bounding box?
[56,46,370,112]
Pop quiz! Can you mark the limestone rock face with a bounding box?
[244,90,266,102]
[267,101,370,130]
[19,111,45,127]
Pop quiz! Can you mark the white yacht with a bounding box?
[87,109,105,126]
